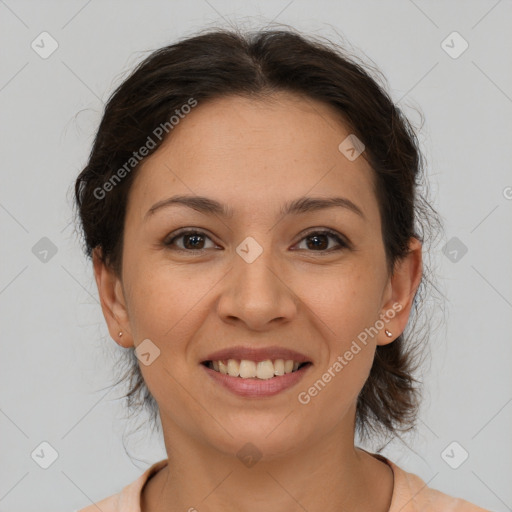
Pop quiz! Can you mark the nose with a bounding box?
[216,247,298,331]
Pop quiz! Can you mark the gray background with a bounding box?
[1,1,511,511]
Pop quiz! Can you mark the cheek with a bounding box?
[302,265,383,340]
[299,268,381,392]
[295,304,377,423]
[125,261,212,419]
[125,258,216,342]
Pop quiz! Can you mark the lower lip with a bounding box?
[201,363,311,398]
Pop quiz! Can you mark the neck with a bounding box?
[141,418,394,512]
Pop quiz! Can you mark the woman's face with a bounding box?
[96,92,421,459]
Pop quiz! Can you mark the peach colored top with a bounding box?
[76,452,490,511]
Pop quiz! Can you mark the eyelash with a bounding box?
[164,228,349,254]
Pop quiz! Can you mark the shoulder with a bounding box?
[74,459,169,512]
[384,457,491,512]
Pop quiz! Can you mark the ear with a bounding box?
[376,237,423,346]
[92,247,133,348]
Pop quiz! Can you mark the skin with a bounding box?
[93,92,422,512]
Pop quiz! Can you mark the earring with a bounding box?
[118,331,123,337]
[385,329,392,338]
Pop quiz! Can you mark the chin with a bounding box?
[204,415,309,462]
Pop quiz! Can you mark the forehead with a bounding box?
[128,93,378,223]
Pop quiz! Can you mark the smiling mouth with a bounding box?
[201,359,312,380]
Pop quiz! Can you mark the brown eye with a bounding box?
[165,230,217,251]
[295,230,348,252]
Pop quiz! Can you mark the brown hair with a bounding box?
[74,26,442,448]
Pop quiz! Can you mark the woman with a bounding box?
[73,26,489,511]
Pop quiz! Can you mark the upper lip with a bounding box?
[202,346,311,364]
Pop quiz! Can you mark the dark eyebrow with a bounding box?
[145,194,365,220]
[145,195,234,219]
[280,196,365,220]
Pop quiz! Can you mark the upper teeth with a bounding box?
[210,359,302,379]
